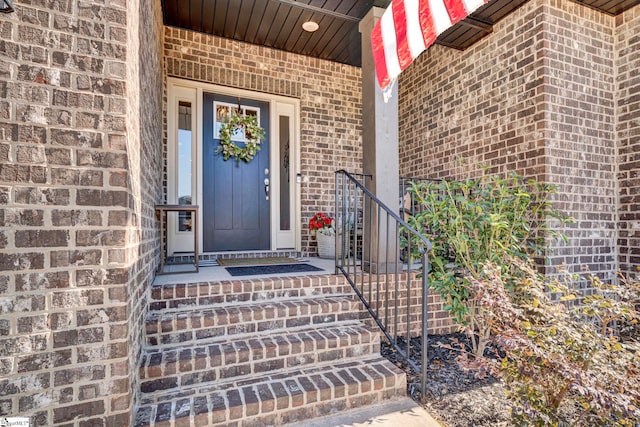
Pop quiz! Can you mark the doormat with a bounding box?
[217,256,300,267]
[225,264,324,277]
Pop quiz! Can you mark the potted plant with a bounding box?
[309,212,335,259]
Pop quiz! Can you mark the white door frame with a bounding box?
[166,85,197,254]
[167,77,301,253]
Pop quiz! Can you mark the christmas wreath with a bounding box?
[216,113,265,163]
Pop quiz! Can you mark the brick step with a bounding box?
[139,322,380,394]
[149,275,351,311]
[133,355,406,427]
[145,295,361,347]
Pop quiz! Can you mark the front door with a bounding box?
[202,93,270,251]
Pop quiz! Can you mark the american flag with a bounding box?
[371,0,489,100]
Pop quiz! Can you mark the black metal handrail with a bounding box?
[335,170,433,395]
[400,176,441,219]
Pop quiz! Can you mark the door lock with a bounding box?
[264,178,270,200]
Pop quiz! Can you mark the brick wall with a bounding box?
[0,0,163,424]
[399,0,620,279]
[126,0,164,419]
[616,6,640,280]
[358,274,455,337]
[162,28,363,255]
[542,1,617,279]
[399,1,546,181]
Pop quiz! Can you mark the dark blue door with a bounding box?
[202,93,270,251]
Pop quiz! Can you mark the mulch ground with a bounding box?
[381,333,512,427]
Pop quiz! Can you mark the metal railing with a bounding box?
[400,176,465,264]
[400,176,443,219]
[335,170,433,395]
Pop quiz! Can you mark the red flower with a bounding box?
[309,212,334,232]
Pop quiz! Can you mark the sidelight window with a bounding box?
[177,101,193,232]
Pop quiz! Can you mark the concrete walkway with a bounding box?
[286,397,442,427]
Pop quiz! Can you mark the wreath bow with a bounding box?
[217,113,266,163]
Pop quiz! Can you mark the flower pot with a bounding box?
[316,232,335,259]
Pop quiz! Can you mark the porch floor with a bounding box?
[152,256,337,286]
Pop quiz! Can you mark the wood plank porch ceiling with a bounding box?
[161,0,640,67]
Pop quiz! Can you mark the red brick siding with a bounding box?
[162,28,363,255]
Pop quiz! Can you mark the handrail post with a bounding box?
[421,251,429,396]
[335,171,339,275]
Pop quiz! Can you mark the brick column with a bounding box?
[616,5,640,281]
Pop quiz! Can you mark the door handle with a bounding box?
[264,178,270,200]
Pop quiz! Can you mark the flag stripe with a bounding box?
[462,0,486,13]
[418,0,437,47]
[380,7,402,81]
[429,0,453,35]
[393,0,413,70]
[443,0,468,25]
[405,0,427,59]
[371,20,391,90]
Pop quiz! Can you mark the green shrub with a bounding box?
[406,173,571,357]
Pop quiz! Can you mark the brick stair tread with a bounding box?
[133,355,406,427]
[139,322,380,391]
[149,274,351,311]
[145,295,361,346]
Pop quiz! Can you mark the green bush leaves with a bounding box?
[407,172,639,425]
[407,173,571,356]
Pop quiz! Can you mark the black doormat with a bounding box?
[217,256,300,266]
[225,263,324,277]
